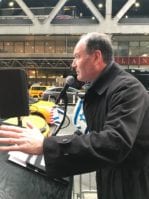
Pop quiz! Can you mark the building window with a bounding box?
[4,41,14,53]
[35,41,44,53]
[45,41,55,53]
[140,41,149,57]
[25,41,35,53]
[0,42,4,53]
[56,40,66,53]
[14,42,24,53]
[113,41,118,56]
[129,41,139,56]
[118,41,129,56]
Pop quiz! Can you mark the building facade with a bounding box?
[0,0,149,85]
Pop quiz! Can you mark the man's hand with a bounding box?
[0,122,44,155]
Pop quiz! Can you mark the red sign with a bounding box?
[115,56,149,65]
[140,57,149,65]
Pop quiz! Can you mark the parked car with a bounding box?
[29,97,55,125]
[29,97,70,128]
[29,85,50,99]
[41,86,81,104]
[1,97,70,138]
[126,68,149,91]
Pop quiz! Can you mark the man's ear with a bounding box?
[94,50,102,64]
[93,50,106,72]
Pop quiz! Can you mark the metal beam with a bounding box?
[1,23,149,35]
[113,0,136,23]
[44,0,67,25]
[105,0,112,20]
[15,0,40,25]
[1,0,149,35]
[83,0,104,23]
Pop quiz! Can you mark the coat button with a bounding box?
[64,153,69,156]
[62,138,68,142]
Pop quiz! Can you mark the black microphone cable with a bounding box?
[55,76,75,104]
[52,75,75,136]
[52,94,68,136]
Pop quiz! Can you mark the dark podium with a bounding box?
[0,69,73,199]
[0,151,73,199]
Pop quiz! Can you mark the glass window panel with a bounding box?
[129,41,139,47]
[35,46,44,53]
[4,42,14,53]
[14,42,24,53]
[56,40,65,53]
[67,39,77,53]
[140,41,149,47]
[15,42,24,46]
[45,41,50,46]
[35,41,44,45]
[35,41,44,53]
[25,41,34,46]
[118,41,129,56]
[4,42,13,46]
[45,41,55,53]
[25,45,34,53]
[140,42,149,56]
[0,42,3,52]
[25,41,34,53]
[112,42,118,56]
[129,46,140,56]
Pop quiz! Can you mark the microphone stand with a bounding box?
[17,116,23,127]
[52,94,68,136]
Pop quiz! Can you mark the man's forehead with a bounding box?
[74,41,86,53]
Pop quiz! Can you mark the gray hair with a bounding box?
[80,32,113,64]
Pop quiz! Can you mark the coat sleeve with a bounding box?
[43,77,149,178]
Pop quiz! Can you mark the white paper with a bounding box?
[8,151,29,167]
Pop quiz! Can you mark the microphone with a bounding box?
[55,75,75,104]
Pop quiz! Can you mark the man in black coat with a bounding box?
[0,32,149,199]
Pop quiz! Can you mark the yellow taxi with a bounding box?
[29,85,50,99]
[29,97,56,125]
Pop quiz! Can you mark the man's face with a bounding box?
[72,41,102,82]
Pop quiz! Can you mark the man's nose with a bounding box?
[71,59,76,68]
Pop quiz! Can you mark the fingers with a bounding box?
[0,124,44,154]
[0,144,21,152]
[0,130,22,138]
[0,125,31,138]
[0,138,25,145]
[0,125,24,138]
[0,125,23,133]
[26,121,34,129]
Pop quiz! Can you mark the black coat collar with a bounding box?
[88,62,122,95]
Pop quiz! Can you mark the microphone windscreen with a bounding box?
[0,69,29,118]
[65,76,75,86]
